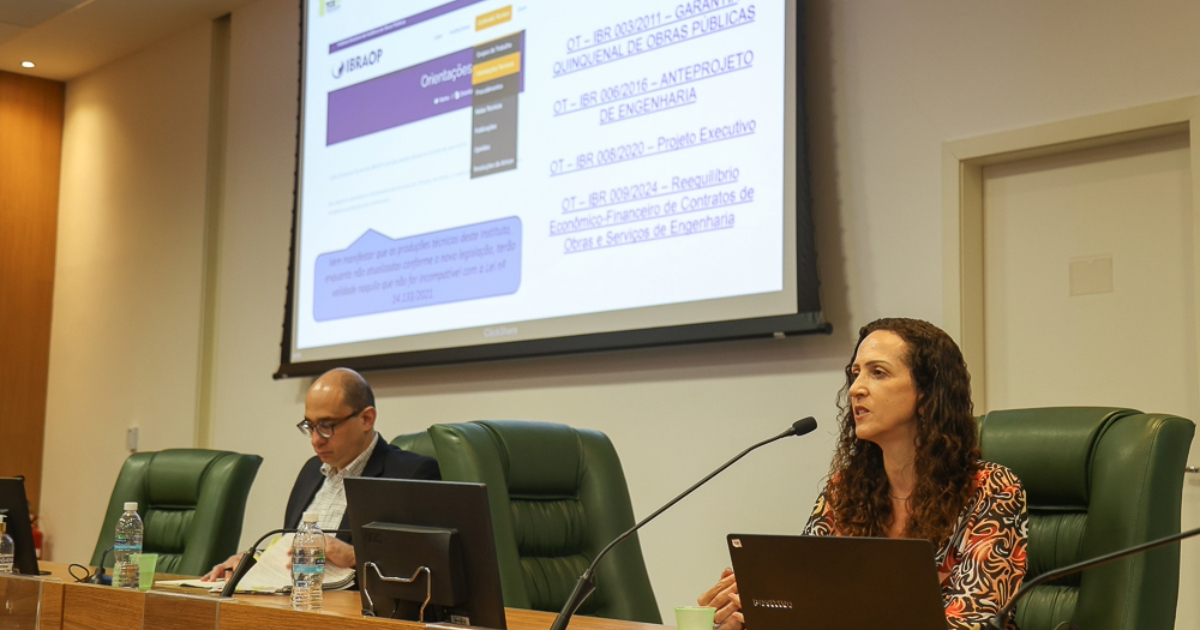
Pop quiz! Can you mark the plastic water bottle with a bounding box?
[291,511,326,612]
[0,515,14,575]
[113,502,143,588]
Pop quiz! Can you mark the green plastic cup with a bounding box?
[675,606,716,630]
[137,553,158,591]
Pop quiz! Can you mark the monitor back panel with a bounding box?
[0,478,38,576]
[345,478,506,629]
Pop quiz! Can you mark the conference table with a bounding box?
[0,563,671,630]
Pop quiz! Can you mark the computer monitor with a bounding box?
[0,478,40,576]
[345,478,506,629]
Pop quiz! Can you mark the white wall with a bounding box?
[40,0,1200,624]
[41,21,213,564]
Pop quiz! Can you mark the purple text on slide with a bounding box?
[313,217,522,322]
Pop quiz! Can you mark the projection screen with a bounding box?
[277,0,824,377]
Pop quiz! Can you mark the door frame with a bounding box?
[942,96,1200,412]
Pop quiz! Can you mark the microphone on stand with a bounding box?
[986,524,1200,629]
[88,547,114,585]
[548,417,819,630]
[219,527,350,597]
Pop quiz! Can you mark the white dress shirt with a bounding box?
[303,433,379,531]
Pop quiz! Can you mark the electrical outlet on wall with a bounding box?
[126,427,139,452]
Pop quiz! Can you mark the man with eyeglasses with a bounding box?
[201,367,439,581]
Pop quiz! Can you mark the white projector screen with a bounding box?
[278,0,824,377]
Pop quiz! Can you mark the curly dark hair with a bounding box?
[825,318,980,548]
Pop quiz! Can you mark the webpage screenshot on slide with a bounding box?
[285,0,817,371]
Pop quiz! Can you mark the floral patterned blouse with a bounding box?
[802,461,1029,630]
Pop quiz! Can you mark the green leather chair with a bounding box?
[393,421,661,623]
[392,429,435,459]
[978,407,1194,630]
[90,449,263,576]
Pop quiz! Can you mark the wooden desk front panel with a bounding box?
[62,582,143,630]
[145,592,221,630]
[220,600,422,630]
[42,580,64,629]
[33,563,670,630]
[218,592,666,630]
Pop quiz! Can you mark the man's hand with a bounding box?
[325,535,356,568]
[201,553,244,582]
[698,568,744,630]
[285,535,356,569]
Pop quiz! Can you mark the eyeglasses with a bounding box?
[297,409,362,439]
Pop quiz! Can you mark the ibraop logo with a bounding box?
[331,49,384,80]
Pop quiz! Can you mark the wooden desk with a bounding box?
[7,563,669,630]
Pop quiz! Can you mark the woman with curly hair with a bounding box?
[699,318,1028,630]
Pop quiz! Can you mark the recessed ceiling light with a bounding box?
[21,61,34,68]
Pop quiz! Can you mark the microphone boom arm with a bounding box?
[219,527,350,598]
[548,417,817,630]
[987,524,1200,629]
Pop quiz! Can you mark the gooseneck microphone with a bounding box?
[88,546,114,585]
[219,527,350,597]
[986,524,1200,629]
[548,417,819,630]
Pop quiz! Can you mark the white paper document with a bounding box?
[157,534,355,593]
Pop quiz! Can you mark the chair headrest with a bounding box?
[978,407,1134,507]
[477,420,583,497]
[391,431,437,459]
[144,449,228,506]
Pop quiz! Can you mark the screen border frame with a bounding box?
[276,0,826,379]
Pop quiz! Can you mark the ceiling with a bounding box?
[0,0,255,82]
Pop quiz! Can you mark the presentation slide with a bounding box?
[286,0,815,369]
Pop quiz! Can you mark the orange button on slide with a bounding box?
[473,52,521,84]
[475,6,512,31]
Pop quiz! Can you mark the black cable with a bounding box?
[67,564,92,582]
[68,547,115,584]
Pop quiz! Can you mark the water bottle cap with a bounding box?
[124,502,138,511]
[302,511,320,523]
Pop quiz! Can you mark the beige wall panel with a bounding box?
[41,23,213,564]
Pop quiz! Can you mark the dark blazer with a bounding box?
[283,434,440,542]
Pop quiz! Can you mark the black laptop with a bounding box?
[727,534,948,630]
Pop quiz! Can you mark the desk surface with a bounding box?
[16,563,670,630]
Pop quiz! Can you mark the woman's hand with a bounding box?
[698,568,744,630]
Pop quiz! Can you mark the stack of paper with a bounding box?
[158,534,355,593]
